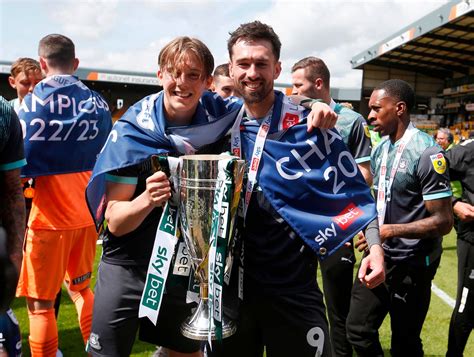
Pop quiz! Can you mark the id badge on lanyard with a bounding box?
[230,106,273,220]
[376,123,417,225]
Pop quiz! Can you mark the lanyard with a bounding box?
[230,106,273,219]
[376,122,417,225]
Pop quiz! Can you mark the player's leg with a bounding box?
[346,265,388,357]
[87,262,144,357]
[64,225,97,344]
[263,289,331,357]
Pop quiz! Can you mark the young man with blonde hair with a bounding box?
[8,58,43,113]
[87,36,226,357]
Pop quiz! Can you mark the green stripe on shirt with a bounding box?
[423,191,452,201]
[105,173,138,185]
[0,158,27,171]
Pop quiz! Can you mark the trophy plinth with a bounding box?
[178,154,244,341]
[180,283,236,340]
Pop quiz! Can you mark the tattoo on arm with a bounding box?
[0,169,26,271]
[382,197,453,240]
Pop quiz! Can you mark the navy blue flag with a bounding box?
[240,92,376,257]
[86,91,241,229]
[18,75,112,177]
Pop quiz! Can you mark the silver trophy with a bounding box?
[178,154,244,340]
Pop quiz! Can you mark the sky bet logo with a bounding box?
[314,203,362,246]
[333,203,362,230]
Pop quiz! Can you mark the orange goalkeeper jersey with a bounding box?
[28,171,94,230]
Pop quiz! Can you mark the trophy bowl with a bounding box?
[178,154,244,340]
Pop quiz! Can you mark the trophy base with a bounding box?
[181,299,237,340]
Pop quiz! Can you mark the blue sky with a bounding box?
[0,0,450,88]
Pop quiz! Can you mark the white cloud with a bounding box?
[1,0,451,89]
[50,0,119,40]
[255,0,450,86]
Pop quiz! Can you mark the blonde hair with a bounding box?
[158,36,214,79]
[10,57,41,78]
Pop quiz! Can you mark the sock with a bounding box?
[28,308,58,357]
[70,288,94,344]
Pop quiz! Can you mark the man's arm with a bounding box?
[289,95,337,131]
[105,171,171,236]
[380,197,453,241]
[0,168,25,272]
[358,161,372,187]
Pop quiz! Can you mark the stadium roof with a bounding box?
[351,0,473,79]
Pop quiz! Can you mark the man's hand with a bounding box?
[355,231,368,252]
[145,171,171,207]
[453,201,474,222]
[307,102,337,132]
[358,244,385,289]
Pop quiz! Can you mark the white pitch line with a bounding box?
[431,283,456,309]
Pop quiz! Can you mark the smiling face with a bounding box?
[158,51,212,125]
[229,39,281,110]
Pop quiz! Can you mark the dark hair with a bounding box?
[213,63,230,77]
[291,56,330,87]
[375,79,415,112]
[227,21,281,60]
[38,34,75,69]
[159,36,214,79]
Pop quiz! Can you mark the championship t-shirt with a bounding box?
[371,129,451,264]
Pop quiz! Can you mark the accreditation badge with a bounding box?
[430,153,447,174]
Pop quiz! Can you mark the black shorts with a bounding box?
[87,261,200,357]
[207,288,331,357]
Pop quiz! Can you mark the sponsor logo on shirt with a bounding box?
[282,112,300,130]
[430,153,447,174]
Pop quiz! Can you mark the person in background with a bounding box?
[347,79,453,357]
[436,128,454,151]
[291,56,372,357]
[0,96,26,357]
[15,34,112,356]
[445,136,474,357]
[8,58,43,113]
[212,63,236,99]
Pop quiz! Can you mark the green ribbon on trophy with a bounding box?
[139,155,180,325]
[208,158,235,341]
[138,201,179,324]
